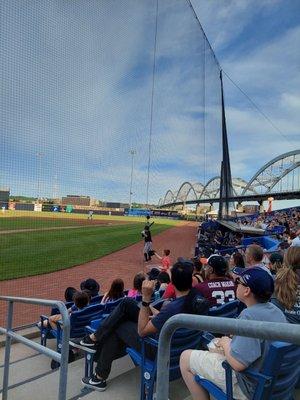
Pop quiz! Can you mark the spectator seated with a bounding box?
[195,255,236,307]
[38,293,104,348]
[39,302,106,349]
[101,278,125,304]
[127,329,202,400]
[195,341,300,400]
[50,294,103,316]
[127,272,146,299]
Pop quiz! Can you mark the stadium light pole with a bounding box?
[129,149,136,209]
[36,152,43,203]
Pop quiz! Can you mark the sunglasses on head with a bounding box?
[235,277,248,287]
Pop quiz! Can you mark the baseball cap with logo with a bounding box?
[234,267,274,296]
[201,254,228,275]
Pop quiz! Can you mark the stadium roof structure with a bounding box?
[218,220,265,236]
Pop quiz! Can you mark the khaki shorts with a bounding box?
[189,350,247,400]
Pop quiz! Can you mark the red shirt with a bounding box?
[195,278,236,307]
[161,256,171,271]
[163,283,176,299]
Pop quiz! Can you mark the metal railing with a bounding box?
[156,314,300,400]
[0,296,70,400]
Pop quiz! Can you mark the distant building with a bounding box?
[0,188,10,209]
[61,195,91,206]
[243,205,259,214]
[103,202,129,209]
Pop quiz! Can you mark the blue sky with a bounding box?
[193,0,300,178]
[1,0,299,206]
[192,0,300,209]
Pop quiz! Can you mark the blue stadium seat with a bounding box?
[38,302,106,349]
[208,300,240,318]
[197,301,241,346]
[90,294,103,304]
[195,341,300,400]
[83,297,126,333]
[127,330,202,400]
[85,297,157,336]
[103,297,124,313]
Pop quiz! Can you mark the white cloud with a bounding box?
[191,0,282,53]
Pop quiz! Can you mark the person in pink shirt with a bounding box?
[127,272,146,298]
[155,249,171,272]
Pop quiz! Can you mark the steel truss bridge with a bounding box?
[158,150,300,208]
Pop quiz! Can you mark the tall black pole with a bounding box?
[218,70,233,220]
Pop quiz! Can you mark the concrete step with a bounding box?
[79,369,190,400]
[1,338,299,400]
[0,335,190,400]
[0,337,135,400]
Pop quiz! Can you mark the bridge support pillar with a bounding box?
[236,202,243,212]
[258,200,265,213]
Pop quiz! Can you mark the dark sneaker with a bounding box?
[81,375,107,391]
[69,335,97,351]
[80,335,96,347]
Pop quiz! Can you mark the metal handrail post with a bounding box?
[58,302,70,400]
[2,300,13,400]
[156,314,300,400]
[0,296,70,400]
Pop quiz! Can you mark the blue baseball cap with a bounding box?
[235,267,274,296]
[231,267,245,275]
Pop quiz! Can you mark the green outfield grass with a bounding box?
[0,216,93,230]
[0,210,180,228]
[0,212,180,280]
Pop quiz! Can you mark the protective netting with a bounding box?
[1,0,222,206]
[0,0,222,326]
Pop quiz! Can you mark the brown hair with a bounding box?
[164,249,170,256]
[274,247,300,310]
[247,244,263,262]
[133,272,146,291]
[73,291,90,309]
[271,261,283,274]
[232,252,245,268]
[107,278,124,300]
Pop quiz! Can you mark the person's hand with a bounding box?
[141,280,155,302]
[217,336,232,350]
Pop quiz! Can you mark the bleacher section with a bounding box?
[0,337,191,400]
[1,326,300,400]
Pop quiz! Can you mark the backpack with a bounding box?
[183,287,210,315]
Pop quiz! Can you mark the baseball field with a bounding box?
[0,211,181,281]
